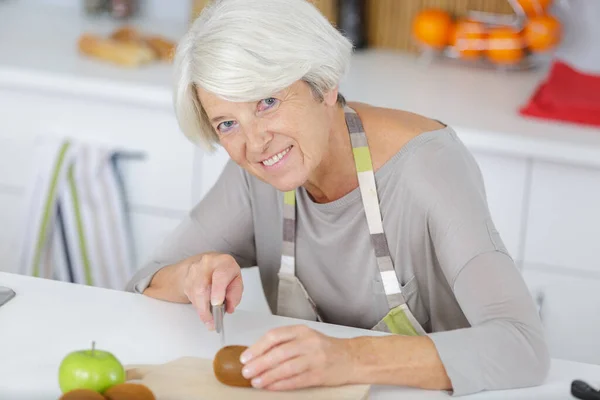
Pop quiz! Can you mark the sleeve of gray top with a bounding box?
[428,251,551,396]
[125,159,257,294]
[410,137,550,395]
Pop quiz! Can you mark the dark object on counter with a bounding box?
[337,0,367,49]
[84,0,109,15]
[571,380,600,400]
[109,0,138,19]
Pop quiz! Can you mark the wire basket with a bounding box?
[414,0,569,71]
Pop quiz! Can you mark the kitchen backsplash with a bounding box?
[25,0,190,21]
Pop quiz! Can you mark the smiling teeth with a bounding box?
[262,147,291,166]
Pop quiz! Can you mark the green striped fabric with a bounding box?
[32,141,71,278]
[67,164,93,286]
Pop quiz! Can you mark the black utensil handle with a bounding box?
[572,380,600,400]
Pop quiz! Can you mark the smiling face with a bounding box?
[197,81,339,192]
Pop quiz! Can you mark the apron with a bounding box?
[276,106,427,336]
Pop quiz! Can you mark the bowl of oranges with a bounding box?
[411,0,563,70]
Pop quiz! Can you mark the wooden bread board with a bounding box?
[126,357,371,400]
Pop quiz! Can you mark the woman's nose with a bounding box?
[245,126,272,153]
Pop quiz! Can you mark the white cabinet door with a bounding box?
[470,151,529,262]
[129,210,184,269]
[191,146,230,205]
[0,87,196,278]
[0,87,195,213]
[521,267,600,365]
[524,160,600,273]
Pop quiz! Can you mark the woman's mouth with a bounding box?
[261,146,292,167]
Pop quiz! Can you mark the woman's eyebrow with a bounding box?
[210,115,228,124]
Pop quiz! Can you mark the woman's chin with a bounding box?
[268,174,306,193]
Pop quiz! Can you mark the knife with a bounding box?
[211,302,226,347]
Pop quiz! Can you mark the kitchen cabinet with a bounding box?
[522,268,600,365]
[0,88,194,212]
[521,267,597,304]
[130,211,185,269]
[0,86,195,273]
[523,160,600,274]
[470,151,529,263]
[192,146,231,205]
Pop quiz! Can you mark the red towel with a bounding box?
[519,60,600,127]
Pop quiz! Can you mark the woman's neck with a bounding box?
[302,106,359,204]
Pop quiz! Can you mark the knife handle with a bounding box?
[572,380,600,400]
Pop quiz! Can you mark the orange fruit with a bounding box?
[449,19,487,59]
[486,26,525,65]
[524,14,562,52]
[412,9,454,50]
[515,0,553,16]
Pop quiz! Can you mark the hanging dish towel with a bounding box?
[520,61,600,128]
[18,136,137,290]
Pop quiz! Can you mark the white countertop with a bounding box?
[2,271,600,400]
[1,2,600,168]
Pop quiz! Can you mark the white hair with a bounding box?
[172,0,353,151]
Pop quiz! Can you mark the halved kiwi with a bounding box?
[213,345,253,387]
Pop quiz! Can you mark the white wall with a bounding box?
[553,0,600,73]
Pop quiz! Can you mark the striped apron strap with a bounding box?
[280,190,296,276]
[344,106,407,310]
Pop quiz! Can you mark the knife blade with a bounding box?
[212,302,225,347]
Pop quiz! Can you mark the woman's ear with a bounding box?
[323,87,339,106]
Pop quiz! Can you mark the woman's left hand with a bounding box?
[240,325,356,390]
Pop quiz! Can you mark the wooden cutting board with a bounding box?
[126,357,371,400]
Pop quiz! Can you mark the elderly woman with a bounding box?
[126,0,550,396]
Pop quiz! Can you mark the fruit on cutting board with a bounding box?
[59,389,106,400]
[523,14,562,52]
[515,0,553,16]
[450,19,487,59]
[486,26,525,65]
[104,383,156,400]
[412,8,454,49]
[58,342,126,394]
[213,345,253,387]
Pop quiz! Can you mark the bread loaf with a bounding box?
[78,33,156,67]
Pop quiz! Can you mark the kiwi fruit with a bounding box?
[103,383,156,400]
[213,345,253,387]
[58,389,105,400]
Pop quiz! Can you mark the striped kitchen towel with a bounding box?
[18,136,137,289]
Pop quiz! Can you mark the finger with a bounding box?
[210,260,240,306]
[265,370,318,391]
[195,284,214,330]
[241,325,304,365]
[184,259,215,327]
[242,340,304,380]
[249,354,309,389]
[225,274,244,313]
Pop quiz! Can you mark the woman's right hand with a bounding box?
[182,252,244,330]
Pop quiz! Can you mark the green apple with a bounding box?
[58,341,125,394]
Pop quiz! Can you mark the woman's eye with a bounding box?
[217,120,237,133]
[258,97,279,112]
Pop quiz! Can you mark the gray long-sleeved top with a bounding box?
[126,126,550,396]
